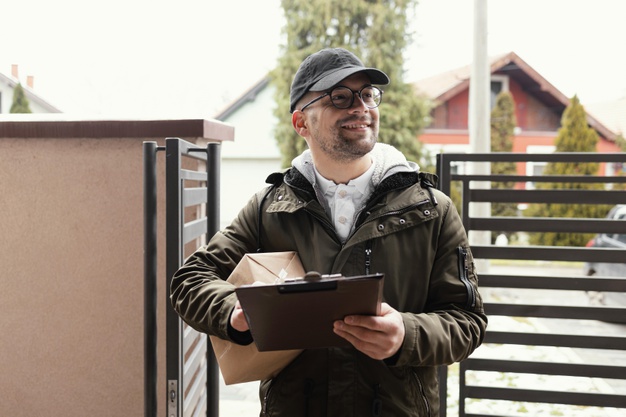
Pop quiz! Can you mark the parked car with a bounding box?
[584,204,626,277]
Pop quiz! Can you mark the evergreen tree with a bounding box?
[611,133,626,190]
[524,95,611,246]
[10,83,32,113]
[616,134,626,152]
[271,0,432,167]
[490,91,518,241]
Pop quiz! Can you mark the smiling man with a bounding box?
[170,48,487,417]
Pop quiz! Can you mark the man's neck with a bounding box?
[314,154,373,185]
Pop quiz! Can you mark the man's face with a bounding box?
[298,73,380,163]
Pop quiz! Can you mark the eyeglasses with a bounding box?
[300,85,383,111]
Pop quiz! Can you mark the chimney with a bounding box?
[27,75,34,89]
[11,64,19,79]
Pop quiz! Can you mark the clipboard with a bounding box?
[235,272,384,351]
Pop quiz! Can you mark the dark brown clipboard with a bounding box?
[235,273,384,351]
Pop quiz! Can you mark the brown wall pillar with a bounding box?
[0,119,233,417]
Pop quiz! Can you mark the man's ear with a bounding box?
[292,110,308,137]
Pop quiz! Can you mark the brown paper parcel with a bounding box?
[210,251,305,385]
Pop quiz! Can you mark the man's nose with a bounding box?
[349,93,369,112]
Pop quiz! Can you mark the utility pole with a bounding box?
[469,0,491,269]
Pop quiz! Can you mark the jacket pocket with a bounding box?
[409,369,431,417]
[458,246,477,310]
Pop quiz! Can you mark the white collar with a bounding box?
[314,158,375,196]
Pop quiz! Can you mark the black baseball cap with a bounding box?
[289,48,390,113]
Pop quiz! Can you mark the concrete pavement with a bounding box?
[219,378,261,417]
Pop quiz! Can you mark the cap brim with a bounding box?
[310,67,390,91]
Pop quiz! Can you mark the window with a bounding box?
[490,75,510,109]
[525,145,555,190]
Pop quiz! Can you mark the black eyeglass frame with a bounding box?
[299,85,384,112]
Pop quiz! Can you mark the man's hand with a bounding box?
[333,302,405,360]
[230,300,249,332]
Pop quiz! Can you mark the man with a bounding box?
[170,48,487,416]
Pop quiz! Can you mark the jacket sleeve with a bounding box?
[394,193,487,367]
[169,190,263,341]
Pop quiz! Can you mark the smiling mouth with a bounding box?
[341,119,372,129]
[342,123,369,129]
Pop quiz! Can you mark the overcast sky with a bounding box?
[3,0,625,118]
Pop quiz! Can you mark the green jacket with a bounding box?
[171,154,487,417]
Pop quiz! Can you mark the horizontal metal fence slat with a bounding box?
[479,274,626,292]
[485,303,626,323]
[183,187,208,207]
[453,173,626,183]
[484,331,626,350]
[470,188,626,205]
[464,358,626,379]
[473,245,626,263]
[181,169,207,182]
[440,152,626,163]
[166,137,209,159]
[183,218,208,245]
[464,414,507,417]
[470,217,626,234]
[464,386,626,408]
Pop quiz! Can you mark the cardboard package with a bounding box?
[210,251,305,385]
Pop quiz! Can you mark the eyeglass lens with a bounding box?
[330,86,382,109]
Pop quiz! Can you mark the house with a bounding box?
[214,52,622,223]
[0,65,61,114]
[415,51,621,176]
[587,96,626,137]
[214,77,283,227]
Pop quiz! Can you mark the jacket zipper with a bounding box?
[385,199,431,218]
[365,242,372,275]
[360,199,431,274]
[457,247,476,310]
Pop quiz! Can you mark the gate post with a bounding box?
[206,142,221,417]
[165,139,184,416]
[143,141,159,417]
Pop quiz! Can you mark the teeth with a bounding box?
[345,124,368,128]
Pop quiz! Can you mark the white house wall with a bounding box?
[0,77,60,114]
[219,83,283,227]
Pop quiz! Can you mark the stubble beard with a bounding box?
[313,119,378,163]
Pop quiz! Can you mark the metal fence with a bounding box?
[144,137,221,417]
[437,152,626,416]
[144,147,626,416]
